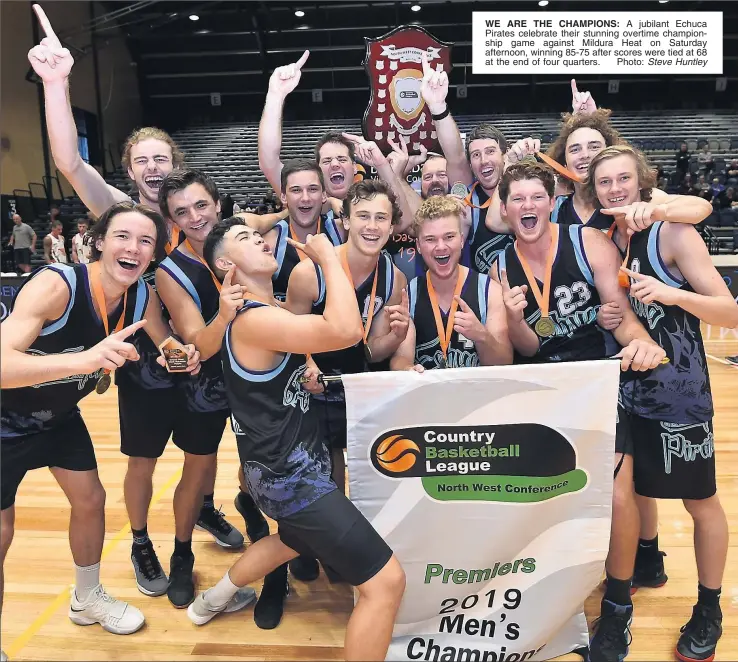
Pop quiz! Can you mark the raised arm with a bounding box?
[28,5,128,218]
[284,257,321,315]
[258,51,309,196]
[600,193,712,233]
[234,208,290,234]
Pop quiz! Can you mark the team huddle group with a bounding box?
[1,7,737,662]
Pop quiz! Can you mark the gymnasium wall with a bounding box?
[0,0,142,196]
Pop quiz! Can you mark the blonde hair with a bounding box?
[584,145,657,204]
[413,195,466,235]
[121,127,185,171]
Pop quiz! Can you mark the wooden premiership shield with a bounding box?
[363,26,452,156]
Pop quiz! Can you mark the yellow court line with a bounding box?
[6,466,183,659]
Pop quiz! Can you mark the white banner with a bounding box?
[344,360,620,661]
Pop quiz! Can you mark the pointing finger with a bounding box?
[619,266,644,280]
[33,5,61,48]
[113,319,147,340]
[222,265,234,288]
[421,51,432,76]
[571,79,579,97]
[341,132,364,145]
[295,49,310,68]
[453,295,471,312]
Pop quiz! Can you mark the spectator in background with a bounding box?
[714,186,737,211]
[71,218,91,264]
[43,220,67,264]
[678,172,694,195]
[695,173,712,200]
[726,159,738,186]
[698,144,714,175]
[220,193,235,219]
[49,204,61,223]
[7,213,36,273]
[710,177,725,201]
[675,142,690,179]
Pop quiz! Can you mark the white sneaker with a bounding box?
[69,584,145,635]
[187,587,257,626]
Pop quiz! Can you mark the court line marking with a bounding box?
[707,353,738,368]
[6,466,183,659]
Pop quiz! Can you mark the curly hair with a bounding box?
[584,145,656,204]
[413,195,465,235]
[546,109,625,168]
[342,179,402,226]
[121,127,185,171]
[499,160,556,203]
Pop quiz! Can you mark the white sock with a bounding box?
[206,571,240,608]
[74,562,101,603]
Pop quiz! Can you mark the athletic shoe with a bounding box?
[589,599,633,662]
[633,549,668,589]
[195,505,244,549]
[167,553,195,608]
[68,584,145,635]
[234,494,270,543]
[131,540,169,596]
[676,604,722,662]
[1,650,8,661]
[254,563,289,630]
[187,586,257,626]
[726,356,738,366]
[289,555,320,581]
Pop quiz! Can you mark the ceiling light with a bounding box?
[189,14,199,21]
[411,4,421,11]
[538,1,549,6]
[296,24,310,29]
[196,29,210,34]
[659,1,669,3]
[294,9,305,17]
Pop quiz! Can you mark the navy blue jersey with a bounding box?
[551,194,612,231]
[2,263,148,437]
[466,184,515,274]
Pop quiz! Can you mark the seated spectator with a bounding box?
[726,159,738,186]
[698,144,714,174]
[678,172,694,195]
[695,173,712,200]
[675,142,690,177]
[715,186,737,210]
[710,177,726,201]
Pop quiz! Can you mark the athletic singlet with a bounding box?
[158,247,228,412]
[116,222,186,392]
[72,233,91,264]
[551,194,612,231]
[311,251,395,399]
[616,222,713,423]
[409,269,490,369]
[48,234,67,263]
[222,301,335,519]
[271,214,344,301]
[466,184,515,274]
[494,224,607,363]
[1,263,148,437]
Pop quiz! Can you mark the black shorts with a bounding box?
[119,384,228,458]
[1,413,97,510]
[316,399,348,450]
[619,409,716,500]
[13,248,31,266]
[278,489,393,587]
[615,402,634,458]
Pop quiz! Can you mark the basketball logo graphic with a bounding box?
[374,434,420,473]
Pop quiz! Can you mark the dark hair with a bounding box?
[314,131,355,163]
[466,124,507,161]
[76,217,89,227]
[89,200,168,262]
[158,169,220,219]
[499,161,556,203]
[342,179,402,226]
[546,108,625,167]
[203,216,247,281]
[280,158,325,193]
[51,220,63,230]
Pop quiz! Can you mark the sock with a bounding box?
[174,537,192,558]
[202,493,214,510]
[206,571,240,608]
[74,562,101,603]
[132,526,149,546]
[697,583,721,610]
[637,535,659,560]
[604,573,633,606]
[237,491,259,512]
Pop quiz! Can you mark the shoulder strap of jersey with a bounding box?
[477,272,490,325]
[30,263,78,337]
[323,213,343,246]
[647,221,684,287]
[128,278,150,326]
[568,224,595,286]
[382,251,394,305]
[158,253,203,311]
[273,220,290,277]
[313,263,326,306]
[551,195,568,224]
[408,276,419,320]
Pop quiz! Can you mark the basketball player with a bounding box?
[589,145,738,662]
[0,202,199,649]
[286,180,410,497]
[193,219,406,662]
[71,219,91,264]
[489,161,665,662]
[390,195,512,371]
[44,220,67,264]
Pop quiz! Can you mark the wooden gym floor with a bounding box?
[2,333,737,661]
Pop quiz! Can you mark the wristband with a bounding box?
[430,106,450,121]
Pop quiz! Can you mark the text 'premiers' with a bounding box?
[472,12,723,74]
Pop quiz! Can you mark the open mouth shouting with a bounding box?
[428,184,447,197]
[117,257,140,272]
[143,175,164,191]
[329,172,346,189]
[433,253,451,266]
[520,213,538,230]
[360,232,382,247]
[262,243,272,254]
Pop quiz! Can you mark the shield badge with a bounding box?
[363,26,452,156]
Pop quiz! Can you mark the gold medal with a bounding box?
[534,316,555,338]
[96,372,111,395]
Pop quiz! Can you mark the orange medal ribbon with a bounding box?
[165,225,181,255]
[184,239,222,292]
[463,181,493,209]
[607,222,632,289]
[339,247,378,358]
[290,218,321,262]
[535,152,583,183]
[514,223,559,338]
[426,268,466,368]
[88,262,128,393]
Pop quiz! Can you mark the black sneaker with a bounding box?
[289,555,320,581]
[589,599,633,662]
[234,494,270,543]
[131,540,169,596]
[196,505,244,549]
[726,356,738,366]
[254,563,289,630]
[676,604,722,662]
[633,549,668,589]
[168,553,195,608]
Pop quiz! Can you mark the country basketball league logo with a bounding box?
[374,434,421,473]
[362,25,452,157]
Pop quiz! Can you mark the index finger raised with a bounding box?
[222,265,235,288]
[33,5,61,47]
[295,50,310,68]
[571,79,579,97]
[112,319,147,340]
[341,132,364,145]
[500,268,511,290]
[421,51,432,75]
[619,266,644,280]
